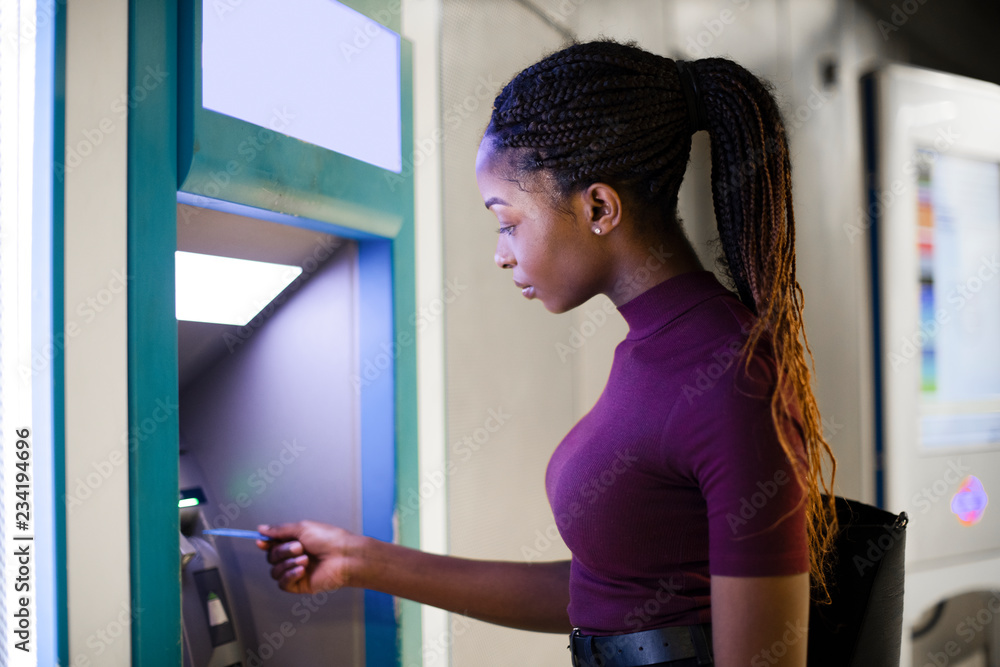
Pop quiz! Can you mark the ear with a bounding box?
[581,182,623,235]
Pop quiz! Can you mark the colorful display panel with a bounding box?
[916,150,1000,450]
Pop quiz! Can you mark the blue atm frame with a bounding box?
[126,1,418,665]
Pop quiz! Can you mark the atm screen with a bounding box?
[201,0,402,173]
[915,149,1000,449]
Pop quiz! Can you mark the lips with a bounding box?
[514,280,535,300]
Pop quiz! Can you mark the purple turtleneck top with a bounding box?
[545,270,809,635]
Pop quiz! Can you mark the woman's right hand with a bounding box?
[260,520,573,633]
[256,520,365,595]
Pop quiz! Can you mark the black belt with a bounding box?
[569,624,713,667]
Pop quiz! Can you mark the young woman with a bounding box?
[259,39,838,667]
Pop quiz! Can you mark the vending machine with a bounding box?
[864,63,1000,665]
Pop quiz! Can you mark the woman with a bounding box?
[259,39,837,667]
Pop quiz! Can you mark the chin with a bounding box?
[542,302,568,314]
[540,295,585,315]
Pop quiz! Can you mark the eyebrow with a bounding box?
[484,196,510,210]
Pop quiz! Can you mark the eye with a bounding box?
[496,225,515,236]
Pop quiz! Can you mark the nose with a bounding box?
[494,236,516,269]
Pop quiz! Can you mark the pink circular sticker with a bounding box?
[951,475,988,526]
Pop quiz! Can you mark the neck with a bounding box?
[602,226,705,307]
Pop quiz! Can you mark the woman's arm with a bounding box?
[258,521,572,633]
[710,573,809,666]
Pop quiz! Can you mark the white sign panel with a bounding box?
[203,0,402,173]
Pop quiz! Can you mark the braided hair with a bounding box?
[485,39,838,601]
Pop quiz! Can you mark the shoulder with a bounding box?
[640,286,775,412]
[652,293,796,465]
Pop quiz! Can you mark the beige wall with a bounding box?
[435,1,903,664]
[63,0,132,664]
[440,4,577,665]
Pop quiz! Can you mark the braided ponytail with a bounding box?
[486,40,837,601]
[689,57,839,602]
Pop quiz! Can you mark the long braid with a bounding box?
[694,57,838,602]
[487,39,838,601]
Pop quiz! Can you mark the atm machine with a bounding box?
[174,204,367,666]
[126,0,419,664]
[179,452,248,667]
[864,64,1000,665]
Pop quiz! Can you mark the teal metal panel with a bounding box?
[51,2,69,663]
[127,0,182,665]
[342,0,403,33]
[393,37,422,667]
[178,0,407,237]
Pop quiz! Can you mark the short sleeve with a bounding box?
[678,350,810,577]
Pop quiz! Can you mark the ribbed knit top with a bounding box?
[545,270,809,634]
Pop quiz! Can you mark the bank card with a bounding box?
[203,528,271,541]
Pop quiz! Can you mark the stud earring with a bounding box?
[592,227,601,235]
